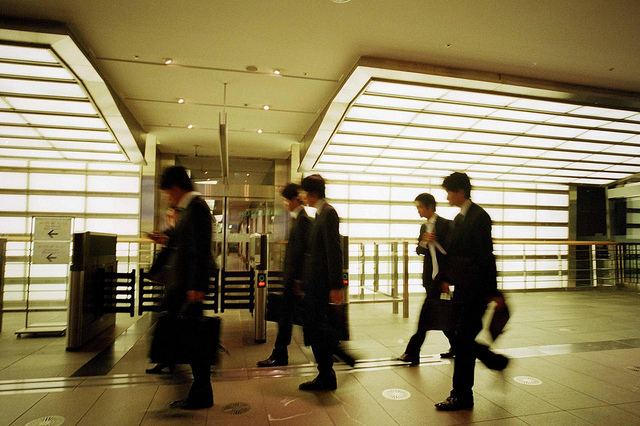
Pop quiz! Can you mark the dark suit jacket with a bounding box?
[442,202,497,301]
[283,208,310,294]
[166,195,216,311]
[416,215,450,293]
[303,201,343,300]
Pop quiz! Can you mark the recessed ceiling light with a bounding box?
[187,124,193,129]
[164,58,173,65]
[332,0,351,3]
[263,105,270,110]
[177,98,185,104]
[257,129,263,133]
[246,173,250,176]
[273,69,281,75]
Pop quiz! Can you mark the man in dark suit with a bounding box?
[257,183,310,367]
[398,193,454,365]
[435,172,507,411]
[151,166,216,410]
[298,174,345,391]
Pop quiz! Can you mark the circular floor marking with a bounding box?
[382,388,411,400]
[513,376,543,386]
[25,416,65,426]
[223,402,251,415]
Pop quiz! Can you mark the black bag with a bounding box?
[150,313,221,365]
[329,302,350,341]
[418,298,454,332]
[266,293,304,326]
[489,293,510,341]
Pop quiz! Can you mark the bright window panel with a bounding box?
[390,138,448,150]
[348,204,390,220]
[366,166,414,175]
[0,78,86,98]
[321,154,373,165]
[329,203,349,218]
[332,134,392,146]
[29,173,86,191]
[557,141,612,152]
[491,225,504,239]
[565,162,610,171]
[490,109,555,122]
[347,107,417,123]
[87,197,139,214]
[30,160,87,170]
[0,63,73,80]
[588,171,628,179]
[1,138,51,148]
[391,204,421,220]
[349,185,390,201]
[86,218,139,235]
[5,97,97,115]
[606,165,639,173]
[537,150,590,160]
[526,125,586,138]
[356,94,430,110]
[381,148,435,159]
[22,114,107,129]
[584,153,633,163]
[537,210,568,222]
[427,102,497,116]
[0,125,40,137]
[484,156,528,166]
[471,190,503,204]
[546,116,609,127]
[457,131,515,143]
[579,129,632,142]
[508,136,564,148]
[87,163,140,172]
[432,152,485,162]
[468,164,513,173]
[471,119,534,133]
[38,128,113,141]
[87,175,140,193]
[502,225,536,239]
[570,106,637,119]
[315,163,367,173]
[0,45,57,63]
[504,192,537,205]
[347,222,390,238]
[28,195,85,213]
[29,264,69,278]
[494,146,547,157]
[325,145,383,156]
[446,143,498,154]
[0,112,28,124]
[442,91,517,106]
[391,186,426,201]
[503,209,536,222]
[339,121,403,136]
[400,127,462,139]
[484,208,504,221]
[524,159,572,168]
[50,141,121,152]
[536,226,568,239]
[373,158,423,168]
[325,184,349,199]
[0,158,28,167]
[509,99,579,113]
[601,122,640,132]
[0,216,27,233]
[537,193,568,206]
[412,113,478,128]
[0,147,62,158]
[390,223,418,238]
[366,81,448,99]
[0,172,28,189]
[0,194,27,211]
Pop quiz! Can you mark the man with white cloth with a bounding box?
[398,193,455,366]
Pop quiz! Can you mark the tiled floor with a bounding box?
[1,288,640,425]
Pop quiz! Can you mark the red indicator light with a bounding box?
[343,279,348,285]
[258,281,266,288]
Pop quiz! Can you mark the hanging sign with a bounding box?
[32,241,71,265]
[34,218,72,241]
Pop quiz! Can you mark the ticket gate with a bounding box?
[250,233,269,343]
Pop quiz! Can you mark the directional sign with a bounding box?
[33,241,71,264]
[34,218,72,241]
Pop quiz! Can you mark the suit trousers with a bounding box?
[405,290,455,356]
[451,297,486,400]
[272,292,294,360]
[303,298,336,377]
[183,303,213,405]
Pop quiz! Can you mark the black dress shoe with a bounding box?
[440,351,455,359]
[334,348,356,367]
[170,399,213,410]
[146,364,175,374]
[486,354,509,371]
[256,356,288,367]
[435,396,474,411]
[397,353,420,366]
[299,374,337,391]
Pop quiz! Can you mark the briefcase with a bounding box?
[266,293,305,325]
[150,313,221,365]
[418,298,454,332]
[489,296,510,341]
[329,303,350,341]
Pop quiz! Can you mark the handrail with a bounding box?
[349,238,619,246]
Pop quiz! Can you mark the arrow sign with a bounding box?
[46,253,58,262]
[47,230,59,238]
[34,218,71,241]
[33,241,70,264]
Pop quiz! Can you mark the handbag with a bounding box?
[418,298,454,332]
[150,312,221,365]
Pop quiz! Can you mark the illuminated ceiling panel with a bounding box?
[0,40,138,163]
[311,65,640,186]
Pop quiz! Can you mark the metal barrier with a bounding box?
[138,269,166,314]
[220,269,255,313]
[615,242,640,287]
[100,269,136,317]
